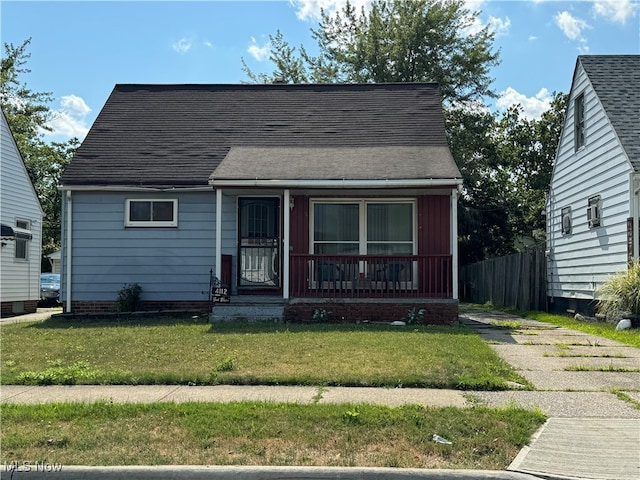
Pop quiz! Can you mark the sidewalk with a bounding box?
[460,311,640,480]
[2,308,639,480]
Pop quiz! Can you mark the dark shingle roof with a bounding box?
[61,83,458,187]
[578,55,640,171]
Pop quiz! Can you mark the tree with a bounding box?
[1,38,52,141]
[243,0,500,104]
[1,38,77,256]
[451,93,567,264]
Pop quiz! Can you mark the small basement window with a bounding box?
[125,199,178,227]
[561,206,572,235]
[587,195,602,228]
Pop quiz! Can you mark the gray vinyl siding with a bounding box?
[62,191,217,302]
[547,63,633,302]
[0,114,43,303]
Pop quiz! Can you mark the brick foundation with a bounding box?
[66,300,212,315]
[285,299,458,325]
[1,300,39,318]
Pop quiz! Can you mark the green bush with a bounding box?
[597,260,640,321]
[116,283,142,312]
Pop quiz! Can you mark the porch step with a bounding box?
[211,297,285,322]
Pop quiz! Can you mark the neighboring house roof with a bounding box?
[578,55,640,172]
[60,83,460,188]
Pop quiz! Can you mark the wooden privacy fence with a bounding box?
[459,250,547,311]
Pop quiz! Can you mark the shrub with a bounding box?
[404,307,425,325]
[116,283,142,312]
[597,261,640,321]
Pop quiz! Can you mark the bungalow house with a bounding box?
[59,83,462,323]
[1,111,44,316]
[546,55,640,316]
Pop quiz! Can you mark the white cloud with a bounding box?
[248,37,270,61]
[204,40,213,49]
[172,37,192,54]
[487,15,511,37]
[529,35,538,41]
[496,87,552,120]
[292,0,371,21]
[44,94,91,140]
[593,0,639,23]
[554,11,590,41]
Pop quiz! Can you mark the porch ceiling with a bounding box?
[209,146,461,185]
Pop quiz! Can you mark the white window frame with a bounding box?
[587,195,602,229]
[309,198,417,255]
[125,199,178,227]
[14,219,31,261]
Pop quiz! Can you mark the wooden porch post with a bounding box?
[451,188,459,299]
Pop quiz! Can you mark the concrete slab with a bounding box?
[488,348,640,371]
[539,345,640,359]
[516,370,640,391]
[320,387,467,407]
[162,385,319,404]
[508,418,640,480]
[0,385,183,404]
[470,391,640,418]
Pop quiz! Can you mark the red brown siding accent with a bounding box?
[418,195,450,255]
[290,195,309,255]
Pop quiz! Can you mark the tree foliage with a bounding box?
[241,1,566,265]
[1,38,77,255]
[451,93,567,264]
[243,0,499,104]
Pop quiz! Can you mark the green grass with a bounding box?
[563,365,640,372]
[522,311,640,348]
[0,401,545,469]
[0,318,528,390]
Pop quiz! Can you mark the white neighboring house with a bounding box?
[546,55,640,316]
[1,111,43,316]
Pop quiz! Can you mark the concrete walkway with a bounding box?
[2,308,639,480]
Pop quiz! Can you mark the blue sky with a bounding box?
[1,0,638,142]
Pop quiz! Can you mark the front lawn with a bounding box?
[0,401,545,469]
[0,318,528,390]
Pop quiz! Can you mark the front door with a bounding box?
[238,197,280,290]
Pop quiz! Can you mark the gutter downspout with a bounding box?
[215,189,222,281]
[65,191,72,313]
[451,188,459,300]
[283,189,290,300]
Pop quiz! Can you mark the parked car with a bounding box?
[40,273,60,303]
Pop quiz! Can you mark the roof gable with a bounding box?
[61,83,459,188]
[578,55,640,171]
